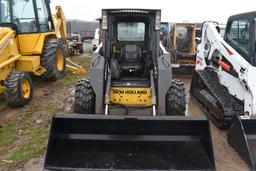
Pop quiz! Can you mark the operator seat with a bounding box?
[120,44,143,73]
[110,44,145,80]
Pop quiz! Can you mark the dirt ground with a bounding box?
[0,54,250,171]
[0,56,90,171]
[0,81,73,171]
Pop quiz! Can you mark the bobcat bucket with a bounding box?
[228,115,256,170]
[44,114,215,171]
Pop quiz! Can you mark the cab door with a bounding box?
[225,19,251,63]
[16,0,52,54]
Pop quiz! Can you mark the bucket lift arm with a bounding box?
[196,22,256,116]
[0,28,20,69]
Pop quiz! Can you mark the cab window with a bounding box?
[12,0,38,33]
[226,20,250,59]
[36,0,51,32]
[0,0,10,23]
[117,22,145,41]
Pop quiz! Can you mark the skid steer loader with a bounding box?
[44,9,215,170]
[190,11,256,170]
[170,23,196,75]
[0,0,84,107]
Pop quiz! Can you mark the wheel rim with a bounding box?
[22,79,31,99]
[57,49,64,71]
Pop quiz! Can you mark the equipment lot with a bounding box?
[1,5,256,170]
[0,53,250,170]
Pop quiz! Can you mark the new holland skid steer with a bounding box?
[190,11,256,170]
[44,9,215,170]
[0,0,84,107]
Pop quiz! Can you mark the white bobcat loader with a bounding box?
[190,11,256,170]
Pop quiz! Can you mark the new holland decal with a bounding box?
[112,89,148,95]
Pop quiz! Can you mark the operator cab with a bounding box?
[0,0,56,54]
[101,9,161,87]
[0,0,54,34]
[224,11,256,66]
[110,20,147,79]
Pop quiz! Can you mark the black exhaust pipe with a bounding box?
[228,115,256,170]
[44,114,215,170]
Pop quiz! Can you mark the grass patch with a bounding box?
[8,126,48,161]
[46,104,60,114]
[56,74,80,87]
[0,54,91,167]
[0,126,17,156]
[2,103,59,162]
[71,56,91,68]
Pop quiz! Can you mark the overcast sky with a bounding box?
[50,0,256,23]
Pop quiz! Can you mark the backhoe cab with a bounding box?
[1,0,52,30]
[44,9,215,171]
[0,0,61,49]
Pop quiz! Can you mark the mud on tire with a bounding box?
[74,79,95,114]
[166,79,186,116]
[41,39,66,81]
[4,71,33,107]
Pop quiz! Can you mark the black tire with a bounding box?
[74,79,95,114]
[166,79,186,116]
[4,72,33,107]
[41,39,66,81]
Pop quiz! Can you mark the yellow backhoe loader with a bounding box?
[0,0,85,107]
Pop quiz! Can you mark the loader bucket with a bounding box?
[227,116,256,170]
[44,114,215,170]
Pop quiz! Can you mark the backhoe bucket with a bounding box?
[44,114,215,170]
[228,116,256,170]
